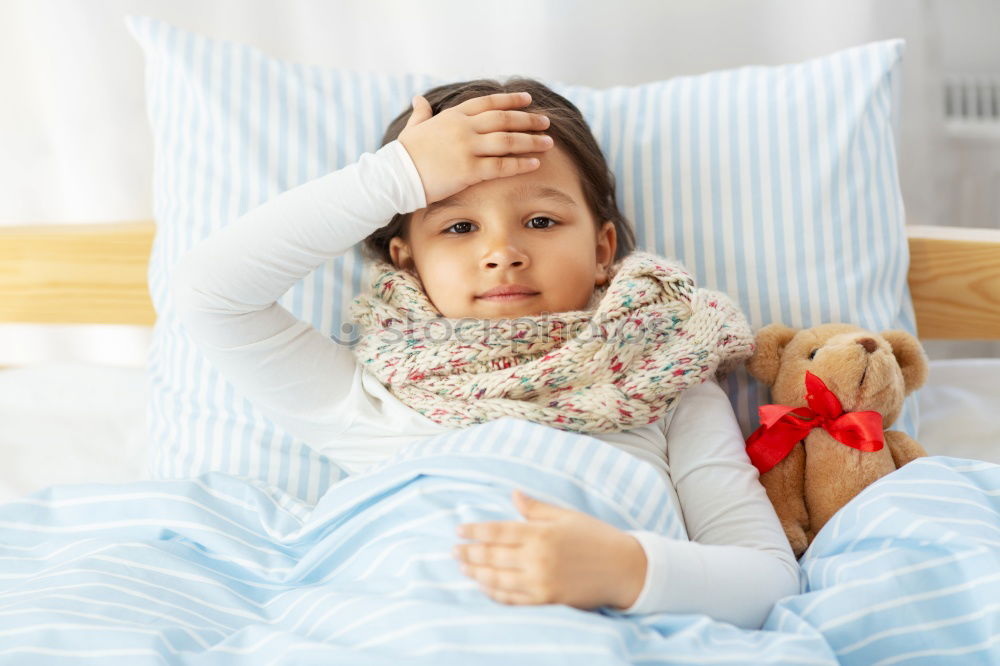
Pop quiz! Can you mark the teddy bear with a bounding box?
[744,322,930,558]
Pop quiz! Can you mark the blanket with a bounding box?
[2,417,998,664]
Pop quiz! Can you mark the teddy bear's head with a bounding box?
[746,323,929,426]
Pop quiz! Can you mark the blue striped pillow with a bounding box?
[126,15,918,502]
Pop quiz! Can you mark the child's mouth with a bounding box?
[478,293,539,302]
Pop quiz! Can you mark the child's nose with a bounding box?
[481,243,528,269]
[483,254,526,269]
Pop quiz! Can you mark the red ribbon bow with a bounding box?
[745,371,884,475]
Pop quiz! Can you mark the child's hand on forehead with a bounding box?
[397,91,554,206]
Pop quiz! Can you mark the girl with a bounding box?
[173,78,799,630]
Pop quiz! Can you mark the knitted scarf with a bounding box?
[348,251,755,434]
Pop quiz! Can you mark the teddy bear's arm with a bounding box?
[884,430,928,469]
[760,443,812,558]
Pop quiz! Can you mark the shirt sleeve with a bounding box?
[617,376,802,629]
[170,139,426,446]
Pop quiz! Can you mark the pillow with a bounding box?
[126,15,918,503]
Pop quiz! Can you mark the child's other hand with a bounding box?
[452,489,648,611]
[397,92,554,206]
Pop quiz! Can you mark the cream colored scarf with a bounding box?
[348,251,754,433]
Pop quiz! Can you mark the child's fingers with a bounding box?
[472,154,543,181]
[472,132,554,157]
[469,108,550,135]
[403,95,432,128]
[456,91,533,117]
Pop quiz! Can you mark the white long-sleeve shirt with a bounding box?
[171,139,800,629]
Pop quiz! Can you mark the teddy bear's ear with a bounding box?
[746,323,799,387]
[880,329,930,394]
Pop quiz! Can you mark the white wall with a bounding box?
[1,0,997,366]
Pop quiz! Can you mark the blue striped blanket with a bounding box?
[2,417,998,664]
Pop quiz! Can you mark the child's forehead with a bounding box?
[441,145,582,204]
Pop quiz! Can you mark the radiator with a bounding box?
[941,74,1000,231]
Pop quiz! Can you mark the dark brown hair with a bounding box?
[360,76,636,265]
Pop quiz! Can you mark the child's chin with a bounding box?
[473,298,552,319]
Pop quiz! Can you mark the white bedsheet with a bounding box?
[1,358,997,503]
[916,358,1000,463]
[0,363,149,502]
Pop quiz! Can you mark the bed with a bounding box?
[2,16,999,665]
[2,221,998,503]
[2,222,1000,664]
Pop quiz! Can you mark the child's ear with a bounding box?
[595,221,616,285]
[595,263,609,286]
[746,323,799,386]
[389,236,415,273]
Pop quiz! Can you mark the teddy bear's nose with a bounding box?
[858,337,878,353]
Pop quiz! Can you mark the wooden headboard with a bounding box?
[0,221,998,340]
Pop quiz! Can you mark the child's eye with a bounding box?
[527,216,558,229]
[442,217,559,235]
[444,221,475,234]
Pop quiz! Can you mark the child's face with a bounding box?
[389,145,617,320]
